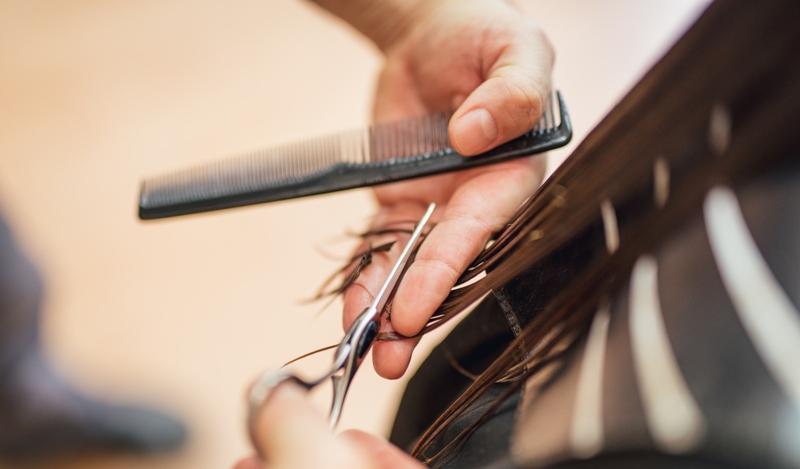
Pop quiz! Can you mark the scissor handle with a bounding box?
[247,369,315,457]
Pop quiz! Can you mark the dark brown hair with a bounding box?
[369,1,800,465]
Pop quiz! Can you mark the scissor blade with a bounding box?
[370,203,435,314]
[328,374,346,428]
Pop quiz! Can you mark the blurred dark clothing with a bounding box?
[0,213,185,458]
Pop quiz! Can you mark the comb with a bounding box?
[138,91,571,219]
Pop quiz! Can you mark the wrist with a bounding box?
[309,0,450,53]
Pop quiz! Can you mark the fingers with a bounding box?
[341,203,428,330]
[449,23,554,156]
[371,323,420,379]
[249,383,369,469]
[341,202,429,380]
[391,157,544,337]
[341,159,543,378]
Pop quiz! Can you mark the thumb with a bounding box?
[449,39,553,156]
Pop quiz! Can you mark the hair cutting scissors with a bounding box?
[247,203,435,451]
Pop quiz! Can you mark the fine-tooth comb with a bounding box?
[138,91,572,220]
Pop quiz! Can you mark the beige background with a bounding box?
[0,1,708,468]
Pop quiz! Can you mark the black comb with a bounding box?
[138,91,571,220]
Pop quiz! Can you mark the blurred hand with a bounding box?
[342,0,553,379]
[234,383,424,469]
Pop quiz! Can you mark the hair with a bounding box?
[364,1,800,465]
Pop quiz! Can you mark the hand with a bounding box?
[234,383,424,469]
[341,0,553,379]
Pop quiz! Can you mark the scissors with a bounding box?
[247,203,436,451]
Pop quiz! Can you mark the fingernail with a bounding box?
[452,108,497,155]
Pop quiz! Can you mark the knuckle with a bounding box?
[428,257,462,283]
[498,78,543,131]
[450,207,496,235]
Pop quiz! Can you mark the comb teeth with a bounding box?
[141,135,341,208]
[369,111,452,163]
[139,91,569,218]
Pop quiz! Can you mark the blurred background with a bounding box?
[0,0,709,468]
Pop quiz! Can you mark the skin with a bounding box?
[344,0,552,380]
[236,383,424,469]
[235,0,553,466]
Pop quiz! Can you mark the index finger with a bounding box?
[341,202,431,379]
[390,157,544,337]
[341,202,433,332]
